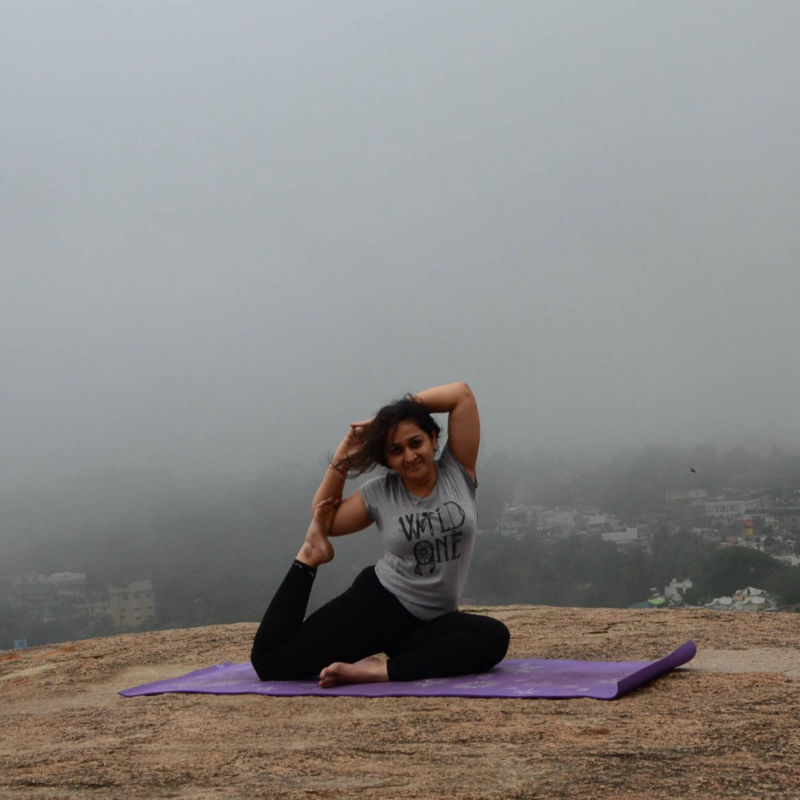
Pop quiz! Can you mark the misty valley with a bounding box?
[2,443,800,649]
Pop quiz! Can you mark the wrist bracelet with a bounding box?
[329,461,348,479]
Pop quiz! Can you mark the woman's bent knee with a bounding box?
[250,650,278,681]
[474,616,510,671]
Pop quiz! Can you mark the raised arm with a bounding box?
[412,382,479,481]
[311,426,373,536]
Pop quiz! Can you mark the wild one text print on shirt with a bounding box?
[397,501,466,576]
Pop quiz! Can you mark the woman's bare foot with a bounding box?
[318,656,389,688]
[296,497,339,568]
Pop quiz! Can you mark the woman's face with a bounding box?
[385,420,438,484]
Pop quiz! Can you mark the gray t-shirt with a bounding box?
[360,445,478,621]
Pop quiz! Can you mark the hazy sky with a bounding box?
[2,1,799,492]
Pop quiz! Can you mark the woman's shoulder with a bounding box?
[360,469,401,504]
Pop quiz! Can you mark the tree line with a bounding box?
[466,528,800,608]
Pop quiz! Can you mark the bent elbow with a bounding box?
[456,381,474,400]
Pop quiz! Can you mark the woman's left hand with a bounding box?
[348,417,374,438]
[332,421,371,468]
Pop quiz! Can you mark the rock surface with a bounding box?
[2,605,799,799]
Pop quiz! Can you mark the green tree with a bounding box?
[688,547,784,603]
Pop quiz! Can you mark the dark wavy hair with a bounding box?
[343,395,441,476]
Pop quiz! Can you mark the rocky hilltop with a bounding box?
[2,606,799,799]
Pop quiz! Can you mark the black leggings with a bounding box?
[250,563,510,682]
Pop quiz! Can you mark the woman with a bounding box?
[250,381,509,687]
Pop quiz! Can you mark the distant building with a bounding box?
[745,513,778,531]
[664,577,693,605]
[107,578,156,628]
[665,489,707,526]
[757,506,800,533]
[601,527,639,545]
[706,586,777,612]
[497,503,541,538]
[665,489,708,503]
[584,512,620,533]
[704,499,747,520]
[3,572,158,630]
[8,572,88,621]
[82,583,113,621]
[539,509,577,538]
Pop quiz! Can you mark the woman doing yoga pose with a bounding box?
[250,381,509,688]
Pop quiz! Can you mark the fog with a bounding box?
[3,0,799,498]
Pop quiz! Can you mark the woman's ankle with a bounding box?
[292,557,317,576]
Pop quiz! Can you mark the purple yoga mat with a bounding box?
[120,640,695,700]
